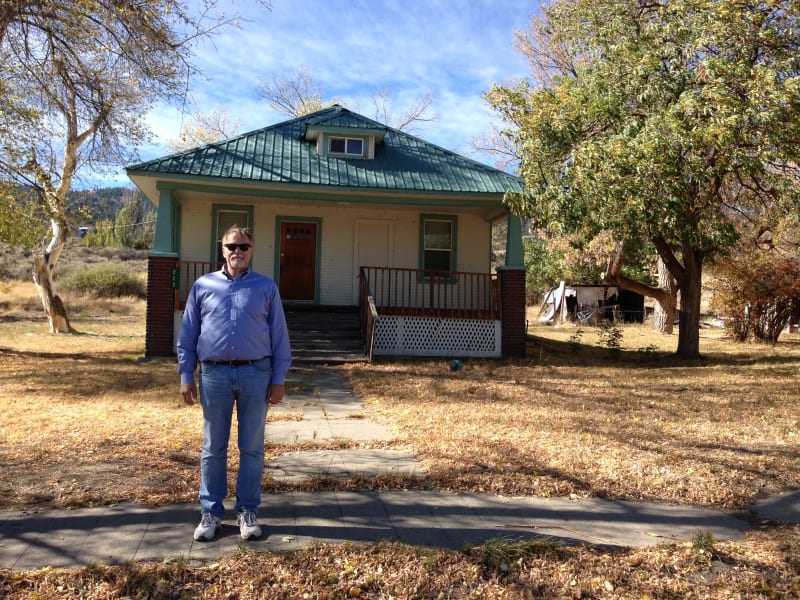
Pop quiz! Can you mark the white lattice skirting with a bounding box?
[373,315,502,358]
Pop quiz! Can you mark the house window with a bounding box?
[329,136,364,156]
[212,205,252,264]
[420,215,457,274]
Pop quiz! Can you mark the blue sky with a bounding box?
[95,0,537,187]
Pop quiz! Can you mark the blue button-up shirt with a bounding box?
[177,268,292,386]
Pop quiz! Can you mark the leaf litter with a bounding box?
[0,289,798,597]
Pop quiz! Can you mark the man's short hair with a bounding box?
[222,225,253,243]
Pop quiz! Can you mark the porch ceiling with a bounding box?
[128,175,512,221]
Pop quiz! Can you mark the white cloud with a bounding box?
[114,0,534,181]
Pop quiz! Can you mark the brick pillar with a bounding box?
[498,267,526,358]
[146,255,178,357]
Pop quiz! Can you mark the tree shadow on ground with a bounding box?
[0,347,175,400]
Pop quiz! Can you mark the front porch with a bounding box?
[148,260,526,362]
[359,266,503,360]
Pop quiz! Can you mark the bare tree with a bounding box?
[471,121,520,172]
[166,106,245,152]
[256,66,329,118]
[367,87,438,134]
[257,66,438,131]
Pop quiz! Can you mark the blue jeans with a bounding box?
[198,357,271,517]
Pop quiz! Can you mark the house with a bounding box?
[126,105,526,360]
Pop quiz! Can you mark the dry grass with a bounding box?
[347,320,800,511]
[0,282,198,509]
[1,281,799,598]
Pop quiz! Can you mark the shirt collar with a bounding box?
[220,265,250,280]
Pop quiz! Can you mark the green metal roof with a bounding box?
[126,105,523,195]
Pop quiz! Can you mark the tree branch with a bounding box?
[603,243,670,304]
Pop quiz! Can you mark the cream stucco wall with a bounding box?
[179,197,492,306]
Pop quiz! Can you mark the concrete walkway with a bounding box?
[1,367,798,571]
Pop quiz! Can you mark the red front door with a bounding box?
[279,222,317,301]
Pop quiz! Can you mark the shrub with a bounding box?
[710,254,800,344]
[60,264,145,298]
[0,249,35,280]
[116,248,148,262]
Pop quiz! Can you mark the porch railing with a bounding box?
[175,262,500,323]
[359,266,500,320]
[174,261,220,309]
[358,267,380,361]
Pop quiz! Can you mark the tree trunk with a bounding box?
[675,245,703,358]
[652,255,676,334]
[33,254,72,333]
[32,214,73,334]
[25,128,81,334]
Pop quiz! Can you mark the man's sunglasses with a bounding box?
[223,243,251,251]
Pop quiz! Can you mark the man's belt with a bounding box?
[203,356,269,367]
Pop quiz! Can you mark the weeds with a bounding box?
[693,530,716,561]
[471,537,567,573]
[568,327,584,350]
[597,320,624,356]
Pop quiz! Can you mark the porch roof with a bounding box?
[126,105,523,198]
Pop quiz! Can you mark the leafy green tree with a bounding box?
[487,0,800,357]
[0,0,270,333]
[524,231,602,298]
[114,188,155,250]
[82,220,116,249]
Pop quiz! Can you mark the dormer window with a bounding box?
[329,136,364,156]
[304,109,386,159]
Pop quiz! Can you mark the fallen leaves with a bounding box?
[1,527,797,598]
[349,333,800,511]
[1,290,800,596]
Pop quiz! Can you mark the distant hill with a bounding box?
[67,187,130,223]
[3,184,138,230]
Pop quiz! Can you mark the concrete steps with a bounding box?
[285,306,367,365]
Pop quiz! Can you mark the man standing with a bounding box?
[178,225,292,541]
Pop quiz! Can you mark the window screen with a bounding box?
[423,219,453,272]
[329,136,364,156]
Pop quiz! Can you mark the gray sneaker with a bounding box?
[236,509,262,540]
[193,513,221,541]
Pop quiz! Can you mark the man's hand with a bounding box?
[180,383,198,405]
[267,383,285,405]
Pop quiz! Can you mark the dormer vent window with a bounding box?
[329,136,364,156]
